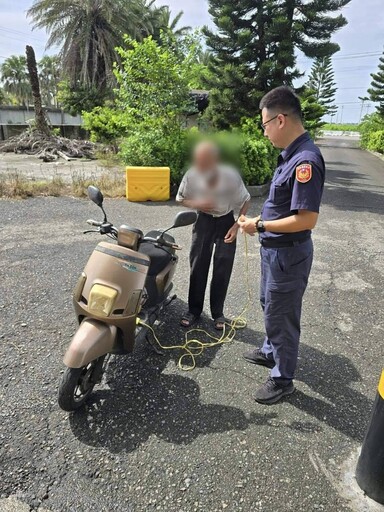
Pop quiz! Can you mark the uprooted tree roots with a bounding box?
[0,131,99,162]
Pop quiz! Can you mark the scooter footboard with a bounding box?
[63,318,117,368]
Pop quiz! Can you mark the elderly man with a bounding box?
[176,141,250,330]
[238,86,326,405]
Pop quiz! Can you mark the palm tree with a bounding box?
[27,0,155,90]
[38,55,61,107]
[0,55,32,106]
[26,45,51,136]
[0,87,6,105]
[152,6,191,41]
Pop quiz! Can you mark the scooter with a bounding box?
[58,186,197,411]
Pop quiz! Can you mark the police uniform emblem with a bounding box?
[296,163,312,183]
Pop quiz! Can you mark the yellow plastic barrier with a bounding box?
[126,166,170,202]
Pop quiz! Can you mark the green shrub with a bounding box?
[120,123,199,185]
[82,107,132,144]
[239,136,275,185]
[202,130,275,186]
[365,130,384,154]
[360,113,384,149]
[120,125,276,187]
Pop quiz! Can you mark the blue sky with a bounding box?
[1,0,383,123]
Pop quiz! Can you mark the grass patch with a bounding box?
[71,171,126,198]
[0,170,126,199]
[322,123,361,132]
[0,172,66,198]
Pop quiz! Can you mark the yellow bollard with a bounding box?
[125,166,170,202]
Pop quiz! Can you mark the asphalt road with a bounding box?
[0,137,383,512]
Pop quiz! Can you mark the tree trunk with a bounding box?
[25,45,51,137]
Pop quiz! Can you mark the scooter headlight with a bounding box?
[88,284,118,317]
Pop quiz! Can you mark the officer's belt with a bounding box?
[260,236,311,248]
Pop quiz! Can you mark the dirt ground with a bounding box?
[0,152,120,181]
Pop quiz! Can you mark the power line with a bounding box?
[0,26,46,43]
[0,33,46,47]
[333,52,382,60]
[334,102,373,105]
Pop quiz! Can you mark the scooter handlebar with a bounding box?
[86,219,103,227]
[142,236,182,250]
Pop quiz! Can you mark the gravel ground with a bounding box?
[0,152,116,182]
[0,137,383,512]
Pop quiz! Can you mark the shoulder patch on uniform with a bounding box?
[296,163,312,183]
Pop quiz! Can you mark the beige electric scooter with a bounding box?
[58,186,196,411]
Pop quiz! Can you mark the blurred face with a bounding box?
[193,142,219,172]
[261,108,288,148]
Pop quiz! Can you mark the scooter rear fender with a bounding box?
[63,318,117,368]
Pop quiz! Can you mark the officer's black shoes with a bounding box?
[254,377,295,405]
[243,348,275,369]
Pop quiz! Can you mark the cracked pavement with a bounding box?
[0,137,383,511]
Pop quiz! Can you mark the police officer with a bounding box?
[238,86,325,405]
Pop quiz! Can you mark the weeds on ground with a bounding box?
[0,169,125,199]
[0,172,66,198]
[71,171,125,198]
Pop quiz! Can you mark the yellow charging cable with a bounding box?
[137,233,253,371]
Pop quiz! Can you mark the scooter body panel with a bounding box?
[63,318,117,368]
[73,241,150,353]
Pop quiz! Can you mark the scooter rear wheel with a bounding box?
[58,357,105,411]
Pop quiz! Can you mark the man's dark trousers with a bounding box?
[260,239,313,385]
[189,212,236,319]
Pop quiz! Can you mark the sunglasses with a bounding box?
[260,113,288,130]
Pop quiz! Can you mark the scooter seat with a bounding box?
[138,231,175,276]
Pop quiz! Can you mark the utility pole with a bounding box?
[358,96,370,122]
[340,105,344,124]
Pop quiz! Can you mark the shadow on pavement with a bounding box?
[322,166,384,214]
[69,297,372,452]
[326,160,359,169]
[292,343,373,442]
[230,326,372,442]
[69,299,275,453]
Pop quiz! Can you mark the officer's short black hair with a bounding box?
[259,86,302,120]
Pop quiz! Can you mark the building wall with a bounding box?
[0,106,83,140]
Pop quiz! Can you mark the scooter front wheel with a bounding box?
[58,357,105,411]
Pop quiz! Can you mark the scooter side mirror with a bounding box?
[88,186,104,207]
[172,211,197,228]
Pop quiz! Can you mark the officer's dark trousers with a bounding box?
[260,238,313,385]
[188,212,236,319]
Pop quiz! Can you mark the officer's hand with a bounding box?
[224,224,239,243]
[237,215,258,235]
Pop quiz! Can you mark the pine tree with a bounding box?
[368,49,384,117]
[300,87,327,137]
[306,56,337,116]
[203,0,351,128]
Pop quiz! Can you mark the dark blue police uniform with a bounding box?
[259,132,325,385]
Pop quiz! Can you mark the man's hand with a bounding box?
[194,199,216,213]
[181,199,216,213]
[224,223,239,243]
[237,215,259,235]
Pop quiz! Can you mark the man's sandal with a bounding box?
[213,316,228,330]
[180,312,200,328]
